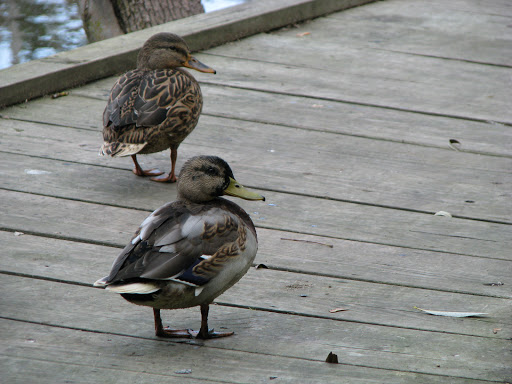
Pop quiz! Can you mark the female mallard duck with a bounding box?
[94,156,265,339]
[100,33,215,182]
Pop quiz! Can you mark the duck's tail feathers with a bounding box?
[99,142,147,157]
[106,282,161,294]
[93,276,109,287]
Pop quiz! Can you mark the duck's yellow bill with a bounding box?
[224,178,265,201]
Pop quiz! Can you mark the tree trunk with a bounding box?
[78,0,124,42]
[7,0,22,65]
[112,0,205,34]
[79,0,205,42]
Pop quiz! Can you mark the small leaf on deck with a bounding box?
[297,32,311,37]
[449,139,461,151]
[434,211,452,217]
[329,308,348,313]
[483,281,504,286]
[280,238,333,248]
[414,307,488,317]
[175,369,192,374]
[24,169,52,175]
[325,352,339,364]
[51,91,69,99]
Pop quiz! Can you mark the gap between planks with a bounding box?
[369,47,512,69]
[200,112,512,159]
[0,282,505,342]
[2,259,510,301]
[199,81,512,128]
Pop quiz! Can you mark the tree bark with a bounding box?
[79,0,205,42]
[78,0,124,42]
[7,0,22,65]
[112,0,205,34]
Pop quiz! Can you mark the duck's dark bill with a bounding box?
[224,178,265,201]
[185,57,216,74]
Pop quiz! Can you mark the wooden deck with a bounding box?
[1,0,511,382]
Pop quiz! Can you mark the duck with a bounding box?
[100,33,216,183]
[94,156,265,339]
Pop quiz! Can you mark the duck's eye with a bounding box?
[205,166,218,176]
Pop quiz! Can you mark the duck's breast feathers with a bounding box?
[103,69,202,134]
[103,199,255,287]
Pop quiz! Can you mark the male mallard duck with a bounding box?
[94,156,265,339]
[100,33,215,182]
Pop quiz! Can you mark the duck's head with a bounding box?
[177,156,265,204]
[137,32,216,74]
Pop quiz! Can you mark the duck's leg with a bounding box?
[131,155,164,177]
[190,304,235,339]
[150,147,178,183]
[153,308,192,338]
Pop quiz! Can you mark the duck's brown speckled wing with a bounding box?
[103,199,250,287]
[102,69,202,151]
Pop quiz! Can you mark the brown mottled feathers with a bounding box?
[102,68,202,156]
[103,69,203,156]
[194,224,248,279]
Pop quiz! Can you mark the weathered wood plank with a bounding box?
[2,275,511,381]
[194,52,512,124]
[4,318,501,384]
[2,115,511,224]
[199,85,512,158]
[0,189,146,247]
[2,355,228,384]
[425,0,512,16]
[206,25,511,75]
[0,0,377,108]
[325,0,512,65]
[0,95,106,130]
[2,233,510,339]
[256,231,512,297]
[2,229,510,299]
